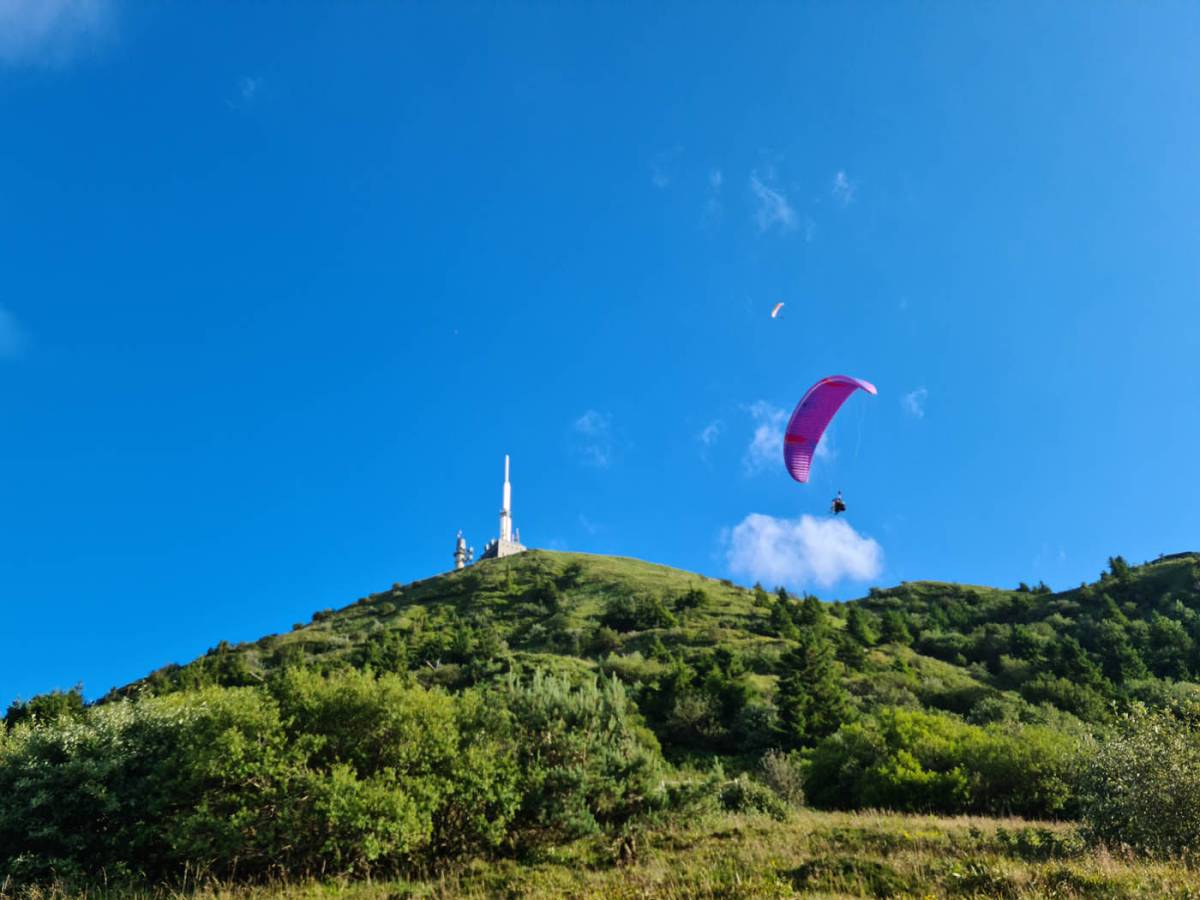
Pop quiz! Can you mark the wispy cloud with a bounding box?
[697,419,723,462]
[815,430,834,462]
[572,409,614,468]
[226,75,264,110]
[578,513,601,535]
[901,388,928,419]
[0,0,114,67]
[725,512,883,589]
[749,171,797,234]
[650,147,683,189]
[832,170,857,205]
[702,167,724,227]
[0,305,28,360]
[742,401,787,474]
[239,75,261,102]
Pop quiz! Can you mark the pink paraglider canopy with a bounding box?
[783,375,877,483]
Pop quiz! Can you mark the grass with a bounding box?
[14,809,1200,899]
[118,550,789,698]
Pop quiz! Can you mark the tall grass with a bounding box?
[11,808,1200,899]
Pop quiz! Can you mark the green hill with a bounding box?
[9,549,1200,893]
[107,548,1200,751]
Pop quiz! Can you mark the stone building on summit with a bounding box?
[453,455,526,570]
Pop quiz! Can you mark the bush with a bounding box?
[600,594,677,632]
[495,670,666,846]
[1078,706,1200,856]
[4,686,86,729]
[676,588,710,612]
[586,625,621,657]
[805,708,1078,818]
[759,748,805,807]
[718,776,789,821]
[0,673,525,886]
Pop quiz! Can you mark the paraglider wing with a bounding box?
[783,375,877,483]
[770,302,785,319]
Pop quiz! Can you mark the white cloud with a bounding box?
[227,75,264,110]
[0,0,113,67]
[239,75,261,102]
[702,167,724,227]
[698,419,723,462]
[572,409,614,468]
[698,420,722,447]
[725,512,883,589]
[815,430,834,462]
[650,146,682,189]
[0,305,28,359]
[901,388,928,419]
[749,171,797,233]
[742,401,787,474]
[832,170,857,205]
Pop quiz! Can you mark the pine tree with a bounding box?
[846,607,877,646]
[776,631,852,747]
[796,595,826,630]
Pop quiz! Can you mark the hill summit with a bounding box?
[112,548,1200,749]
[10,548,1200,891]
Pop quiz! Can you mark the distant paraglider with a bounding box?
[782,375,877,484]
[770,302,785,319]
[831,490,847,515]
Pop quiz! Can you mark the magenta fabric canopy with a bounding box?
[783,375,877,483]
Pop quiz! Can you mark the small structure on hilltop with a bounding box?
[453,531,474,570]
[453,454,527,568]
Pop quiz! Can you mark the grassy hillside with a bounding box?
[9,549,1200,894]
[107,548,1200,747]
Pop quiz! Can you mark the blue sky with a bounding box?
[3,2,1199,703]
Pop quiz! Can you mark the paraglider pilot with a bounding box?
[831,491,846,515]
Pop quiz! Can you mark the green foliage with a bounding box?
[777,631,852,747]
[805,708,1080,818]
[11,547,1200,889]
[880,610,914,645]
[600,594,677,632]
[758,748,805,807]
[718,775,789,821]
[1079,705,1200,857]
[675,587,710,612]
[0,672,527,885]
[494,670,666,845]
[586,625,621,657]
[846,606,878,646]
[4,685,86,729]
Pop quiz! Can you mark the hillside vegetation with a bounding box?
[6,549,1200,893]
[109,549,1200,755]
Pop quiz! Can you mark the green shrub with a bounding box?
[718,776,789,821]
[1078,705,1200,856]
[787,855,915,897]
[0,673,526,886]
[759,748,805,807]
[805,708,1078,818]
[600,594,676,632]
[4,685,86,729]
[495,670,666,846]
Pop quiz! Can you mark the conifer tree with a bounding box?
[776,630,852,747]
